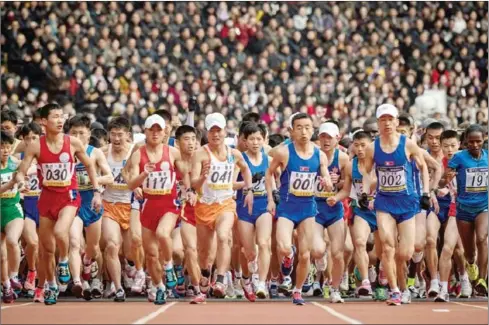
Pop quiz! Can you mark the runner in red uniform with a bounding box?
[16,103,102,305]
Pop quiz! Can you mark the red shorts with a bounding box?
[448,202,456,218]
[181,204,196,227]
[38,189,81,221]
[140,198,180,232]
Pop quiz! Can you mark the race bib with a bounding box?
[252,177,266,196]
[76,169,92,190]
[0,172,17,198]
[41,163,72,187]
[315,176,336,198]
[207,164,233,191]
[289,171,316,197]
[143,170,173,195]
[377,166,406,193]
[465,167,488,193]
[110,166,128,190]
[25,174,41,197]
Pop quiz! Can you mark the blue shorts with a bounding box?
[78,190,103,227]
[23,196,39,228]
[374,193,418,224]
[353,207,377,232]
[237,197,268,225]
[316,201,344,228]
[130,193,144,211]
[277,199,317,229]
[430,202,451,224]
[456,202,488,223]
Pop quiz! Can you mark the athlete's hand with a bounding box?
[244,190,254,215]
[144,163,155,174]
[430,192,440,215]
[15,174,27,192]
[200,161,210,180]
[319,176,333,192]
[436,187,449,197]
[330,172,339,184]
[420,193,431,210]
[445,170,457,183]
[368,199,375,211]
[358,193,369,210]
[91,192,102,213]
[267,200,276,216]
[134,187,143,200]
[326,196,337,207]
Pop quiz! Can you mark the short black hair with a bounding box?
[242,122,266,139]
[68,114,91,130]
[92,128,108,142]
[89,136,101,148]
[339,137,351,148]
[353,131,372,142]
[153,109,172,123]
[291,113,312,127]
[18,122,42,138]
[426,122,445,132]
[440,130,459,142]
[398,113,413,127]
[242,112,261,123]
[363,117,377,128]
[239,121,251,137]
[465,124,485,138]
[311,130,319,142]
[0,130,14,145]
[268,134,285,148]
[39,103,62,119]
[1,110,18,125]
[107,116,131,132]
[175,125,196,140]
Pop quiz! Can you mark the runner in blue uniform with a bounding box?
[265,113,332,305]
[362,104,430,306]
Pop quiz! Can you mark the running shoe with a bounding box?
[255,281,267,299]
[190,292,206,304]
[154,287,166,305]
[466,262,479,282]
[175,265,185,286]
[356,281,372,297]
[147,285,156,302]
[2,287,15,304]
[114,288,126,302]
[131,270,146,294]
[474,278,488,296]
[242,278,256,302]
[44,286,58,305]
[281,246,296,276]
[292,291,305,305]
[269,280,279,298]
[401,289,411,304]
[224,271,236,299]
[435,288,449,302]
[10,275,22,291]
[212,281,226,298]
[72,281,83,298]
[165,267,177,289]
[82,281,92,301]
[91,278,103,299]
[322,284,330,299]
[199,276,210,295]
[460,277,472,298]
[24,270,36,291]
[233,277,244,298]
[408,285,419,299]
[57,262,71,285]
[428,279,440,298]
[386,291,401,306]
[312,281,323,297]
[374,286,388,301]
[278,275,293,295]
[330,289,344,303]
[104,282,116,299]
[34,287,44,303]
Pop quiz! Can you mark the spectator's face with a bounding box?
[1,121,16,137]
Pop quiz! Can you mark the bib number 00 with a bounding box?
[289,172,315,197]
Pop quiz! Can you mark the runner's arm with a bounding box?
[362,143,374,194]
[190,149,206,190]
[408,140,430,194]
[13,141,26,155]
[72,136,100,190]
[266,150,285,203]
[334,161,352,202]
[336,151,349,190]
[15,140,39,184]
[126,150,148,190]
[94,147,114,186]
[172,147,191,191]
[234,150,253,190]
[422,150,441,191]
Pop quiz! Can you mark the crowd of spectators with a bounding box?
[1,1,488,138]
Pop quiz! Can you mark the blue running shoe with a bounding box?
[57,262,71,285]
[269,281,279,298]
[281,246,296,276]
[44,287,58,305]
[292,291,305,305]
[175,265,185,286]
[165,267,177,289]
[154,287,166,305]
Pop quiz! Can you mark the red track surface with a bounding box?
[2,301,488,324]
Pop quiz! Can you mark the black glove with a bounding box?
[358,193,369,210]
[252,172,264,184]
[272,189,280,205]
[420,193,431,210]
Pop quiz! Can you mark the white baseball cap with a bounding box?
[205,113,226,130]
[318,122,339,138]
[144,114,166,129]
[376,104,399,119]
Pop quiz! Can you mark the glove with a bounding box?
[252,172,264,184]
[272,189,280,205]
[420,193,430,210]
[358,193,369,210]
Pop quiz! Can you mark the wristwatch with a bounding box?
[94,187,104,194]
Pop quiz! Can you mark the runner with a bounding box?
[236,122,274,300]
[67,115,113,300]
[312,122,349,303]
[443,124,488,296]
[15,103,102,305]
[265,113,333,305]
[101,116,136,302]
[191,113,254,299]
[361,104,430,306]
[126,114,194,305]
[1,110,21,153]
[0,131,25,303]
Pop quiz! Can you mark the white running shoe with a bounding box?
[255,281,268,299]
[460,277,472,298]
[131,270,146,294]
[233,278,244,298]
[339,273,349,292]
[368,266,377,284]
[435,288,449,302]
[330,289,344,303]
[401,289,411,304]
[428,279,440,298]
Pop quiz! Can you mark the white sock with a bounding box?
[48,280,58,289]
[155,282,165,290]
[362,279,370,286]
[460,272,469,281]
[164,262,173,270]
[391,287,400,293]
[59,257,68,264]
[3,280,10,289]
[440,281,448,292]
[234,270,242,279]
[9,272,18,279]
[292,287,301,293]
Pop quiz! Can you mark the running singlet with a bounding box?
[351,157,375,204]
[448,149,488,208]
[37,135,77,193]
[373,134,414,196]
[75,145,95,191]
[279,142,320,203]
[199,145,235,204]
[315,149,340,200]
[104,144,134,204]
[139,145,177,200]
[25,164,41,198]
[0,157,20,205]
[236,152,268,201]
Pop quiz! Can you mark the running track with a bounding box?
[2,299,488,324]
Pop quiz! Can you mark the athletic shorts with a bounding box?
[1,203,23,232]
[78,190,103,228]
[316,201,344,228]
[102,201,131,230]
[374,193,418,224]
[181,203,196,227]
[353,207,378,232]
[23,196,39,228]
[195,198,236,230]
[141,198,180,232]
[237,197,268,226]
[130,193,144,211]
[276,199,317,229]
[456,202,488,223]
[38,189,80,222]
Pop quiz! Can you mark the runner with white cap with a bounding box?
[361,104,431,306]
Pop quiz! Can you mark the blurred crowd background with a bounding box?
[1,1,488,138]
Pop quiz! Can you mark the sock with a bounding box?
[193,285,201,294]
[73,277,81,283]
[164,262,173,270]
[3,280,11,289]
[59,257,68,264]
[155,282,165,290]
[201,269,210,278]
[286,250,294,259]
[407,277,416,287]
[362,279,370,286]
[391,287,400,293]
[216,274,224,284]
[292,287,301,294]
[440,281,448,292]
[48,280,58,289]
[460,272,469,281]
[9,272,18,279]
[234,270,242,279]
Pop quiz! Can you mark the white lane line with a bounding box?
[1,302,34,310]
[132,302,177,324]
[432,309,450,312]
[452,302,488,310]
[312,302,363,324]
